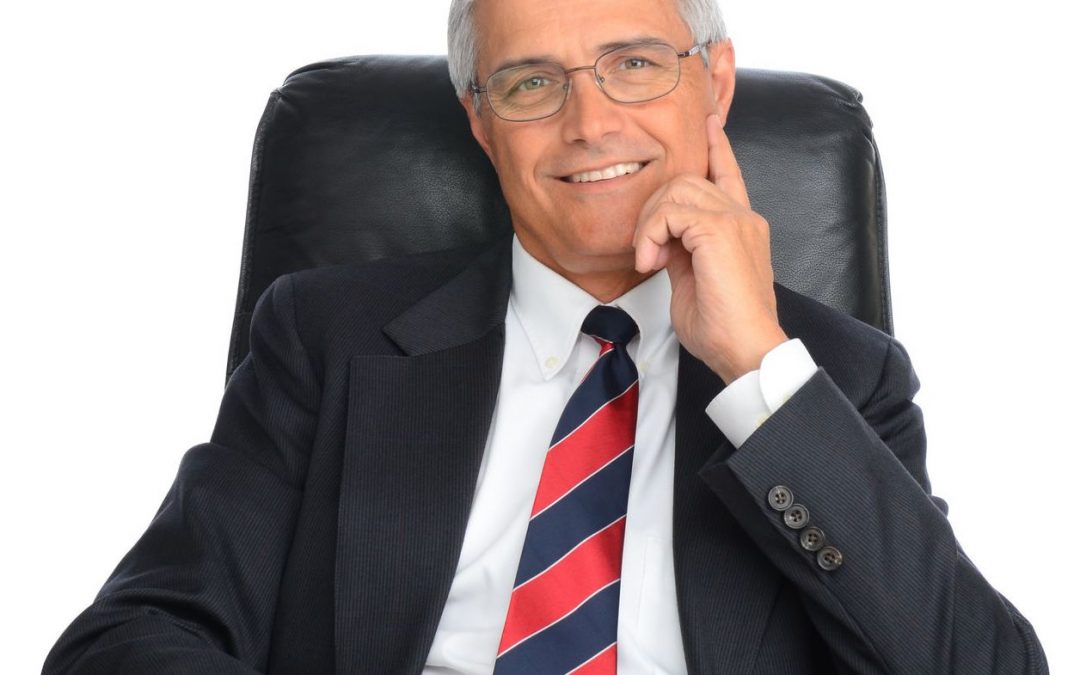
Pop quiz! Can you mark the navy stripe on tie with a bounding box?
[495,580,620,674]
[549,349,638,445]
[513,448,634,587]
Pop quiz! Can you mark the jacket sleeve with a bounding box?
[699,337,1048,674]
[43,274,319,675]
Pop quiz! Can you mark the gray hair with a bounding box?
[447,0,727,99]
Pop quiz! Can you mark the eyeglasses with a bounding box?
[471,42,708,122]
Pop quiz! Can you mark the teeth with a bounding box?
[568,162,644,183]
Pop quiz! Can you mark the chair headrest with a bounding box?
[228,55,891,376]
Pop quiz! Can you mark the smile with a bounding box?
[563,161,646,184]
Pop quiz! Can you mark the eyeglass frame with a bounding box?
[469,41,710,122]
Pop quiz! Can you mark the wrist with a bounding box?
[710,327,789,383]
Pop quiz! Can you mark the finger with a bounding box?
[633,202,704,272]
[634,235,663,273]
[634,180,680,272]
[706,114,751,209]
[643,173,736,216]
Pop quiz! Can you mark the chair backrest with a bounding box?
[227,55,892,379]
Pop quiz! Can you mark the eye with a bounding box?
[619,56,653,70]
[514,75,551,92]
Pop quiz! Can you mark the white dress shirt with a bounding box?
[423,236,817,674]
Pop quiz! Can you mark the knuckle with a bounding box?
[672,173,706,194]
[751,212,770,232]
[656,201,681,217]
[714,210,739,229]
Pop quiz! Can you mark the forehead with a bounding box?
[473,0,692,73]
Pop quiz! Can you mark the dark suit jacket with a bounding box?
[45,235,1047,674]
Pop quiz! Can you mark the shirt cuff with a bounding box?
[704,338,818,448]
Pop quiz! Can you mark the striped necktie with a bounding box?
[495,305,640,674]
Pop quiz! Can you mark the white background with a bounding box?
[3,0,1075,672]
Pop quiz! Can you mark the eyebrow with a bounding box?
[485,35,674,78]
[595,35,672,53]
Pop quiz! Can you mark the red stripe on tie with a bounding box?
[530,383,638,517]
[576,339,615,386]
[596,340,615,357]
[569,642,617,674]
[497,517,626,655]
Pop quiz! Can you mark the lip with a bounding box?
[554,160,652,187]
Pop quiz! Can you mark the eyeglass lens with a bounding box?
[485,43,684,121]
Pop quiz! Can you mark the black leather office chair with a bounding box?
[226,55,891,380]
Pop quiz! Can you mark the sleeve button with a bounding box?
[799,526,825,551]
[782,504,809,529]
[767,485,793,511]
[816,545,843,571]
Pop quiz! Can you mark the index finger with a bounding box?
[706,113,751,209]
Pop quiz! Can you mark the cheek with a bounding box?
[639,105,710,177]
[675,113,710,175]
[493,135,548,202]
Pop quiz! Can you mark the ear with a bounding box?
[706,38,737,127]
[461,94,495,162]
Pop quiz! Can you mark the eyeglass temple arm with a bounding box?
[678,44,706,58]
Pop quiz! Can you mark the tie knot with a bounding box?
[582,306,639,346]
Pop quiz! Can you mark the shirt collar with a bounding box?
[510,234,673,380]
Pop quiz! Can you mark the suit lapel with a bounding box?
[673,347,783,674]
[334,237,512,674]
[333,235,787,673]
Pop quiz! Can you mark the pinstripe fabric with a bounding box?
[495,306,639,674]
[42,239,1048,674]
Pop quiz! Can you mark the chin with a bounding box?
[566,208,639,244]
[557,229,638,274]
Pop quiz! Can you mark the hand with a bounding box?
[632,114,788,384]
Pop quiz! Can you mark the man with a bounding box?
[44,0,1046,672]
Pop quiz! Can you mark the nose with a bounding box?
[559,67,625,146]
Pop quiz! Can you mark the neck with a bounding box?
[561,266,653,303]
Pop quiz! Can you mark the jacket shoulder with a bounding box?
[275,242,497,355]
